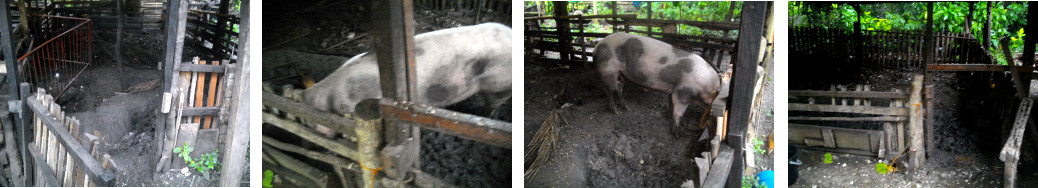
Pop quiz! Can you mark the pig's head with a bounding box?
[303,52,382,116]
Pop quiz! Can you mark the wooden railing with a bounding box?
[790,28,993,68]
[524,13,739,70]
[26,88,114,186]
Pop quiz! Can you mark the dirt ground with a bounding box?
[261,0,512,187]
[523,51,774,187]
[48,24,238,186]
[789,62,1038,187]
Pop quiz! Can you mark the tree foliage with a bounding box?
[790,2,1030,58]
[525,1,741,38]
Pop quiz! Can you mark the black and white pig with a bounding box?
[303,23,512,137]
[594,32,720,127]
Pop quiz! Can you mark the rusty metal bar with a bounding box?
[380,103,511,149]
[926,64,1035,72]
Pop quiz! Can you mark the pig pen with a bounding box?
[523,51,775,187]
[788,58,1038,187]
[22,2,243,186]
[261,0,512,187]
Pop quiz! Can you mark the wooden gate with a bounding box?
[157,57,237,172]
[26,87,114,186]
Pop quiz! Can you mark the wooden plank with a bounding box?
[204,60,220,129]
[726,3,767,187]
[27,142,60,186]
[26,97,115,186]
[193,60,207,124]
[217,6,249,184]
[789,103,908,116]
[175,64,226,73]
[181,107,221,116]
[262,92,357,138]
[926,64,1034,72]
[261,145,329,188]
[703,145,734,188]
[261,112,360,160]
[788,90,908,99]
[788,116,906,122]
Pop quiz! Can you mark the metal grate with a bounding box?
[17,15,92,100]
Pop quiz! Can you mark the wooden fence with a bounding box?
[788,84,914,159]
[790,28,993,68]
[27,88,114,186]
[157,57,236,172]
[414,0,511,13]
[524,13,740,70]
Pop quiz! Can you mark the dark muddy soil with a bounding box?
[789,59,1038,187]
[261,0,512,187]
[523,52,774,187]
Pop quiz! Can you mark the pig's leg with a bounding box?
[671,93,689,127]
[672,87,697,127]
[601,71,625,114]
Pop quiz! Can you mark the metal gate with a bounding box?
[18,15,92,100]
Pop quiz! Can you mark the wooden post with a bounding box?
[553,2,569,61]
[924,2,935,66]
[725,2,766,188]
[908,74,925,172]
[1020,2,1038,90]
[18,83,30,185]
[217,0,249,186]
[156,0,188,168]
[0,0,29,184]
[966,2,974,34]
[117,0,125,89]
[355,99,383,188]
[984,2,993,49]
[371,0,420,182]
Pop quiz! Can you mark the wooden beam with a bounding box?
[261,112,360,160]
[788,90,908,99]
[926,64,1035,72]
[262,92,357,138]
[788,116,906,122]
[703,145,734,188]
[218,0,249,186]
[789,103,908,116]
[27,143,60,186]
[726,2,767,188]
[175,64,226,73]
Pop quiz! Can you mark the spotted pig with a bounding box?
[594,32,720,127]
[303,23,512,137]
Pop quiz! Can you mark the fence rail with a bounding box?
[17,15,91,100]
[790,28,993,68]
[788,84,910,158]
[524,13,739,70]
[26,88,114,186]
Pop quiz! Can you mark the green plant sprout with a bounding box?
[263,170,274,188]
[741,174,764,188]
[173,142,222,178]
[823,152,833,164]
[875,162,889,175]
[752,137,767,155]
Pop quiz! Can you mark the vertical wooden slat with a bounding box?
[192,60,206,124]
[204,60,220,129]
